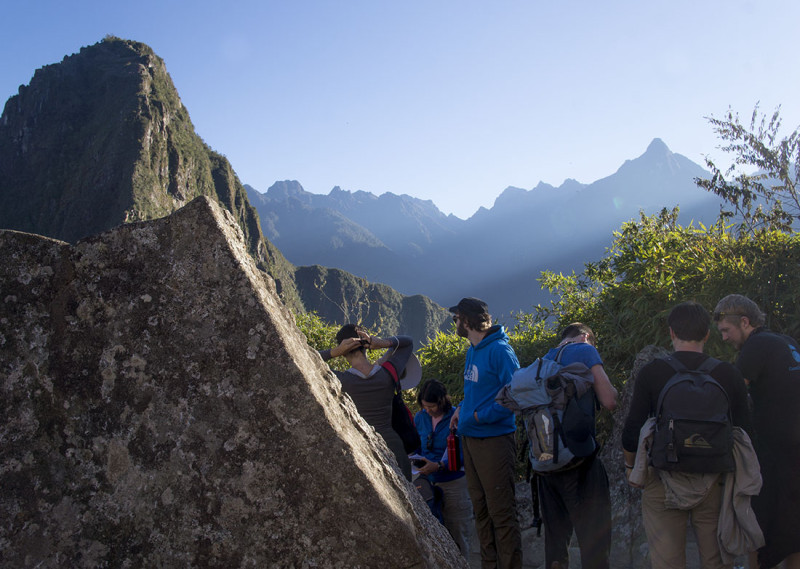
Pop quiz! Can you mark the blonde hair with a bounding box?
[713,294,765,327]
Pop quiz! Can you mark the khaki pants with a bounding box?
[438,475,475,558]
[642,469,731,569]
[463,433,522,569]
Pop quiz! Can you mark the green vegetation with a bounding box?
[300,209,800,403]
[697,104,800,235]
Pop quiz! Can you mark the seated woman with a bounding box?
[319,324,413,481]
[414,379,475,558]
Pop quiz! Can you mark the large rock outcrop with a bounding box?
[0,196,465,568]
[601,344,670,569]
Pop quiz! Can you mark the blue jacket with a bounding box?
[414,407,464,483]
[458,325,519,438]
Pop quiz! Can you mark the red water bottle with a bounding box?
[447,428,462,471]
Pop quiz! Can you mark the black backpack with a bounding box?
[382,361,422,454]
[414,475,444,524]
[651,356,734,473]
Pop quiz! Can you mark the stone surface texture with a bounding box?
[0,196,465,568]
[600,343,670,569]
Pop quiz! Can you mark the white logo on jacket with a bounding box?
[465,364,479,383]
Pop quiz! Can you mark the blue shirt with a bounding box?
[414,406,464,483]
[545,341,603,368]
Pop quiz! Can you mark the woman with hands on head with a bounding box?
[319,323,414,480]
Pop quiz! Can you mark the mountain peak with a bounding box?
[266,180,306,200]
[644,138,671,156]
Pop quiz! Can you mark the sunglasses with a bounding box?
[713,312,745,322]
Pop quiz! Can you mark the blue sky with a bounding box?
[3,1,799,219]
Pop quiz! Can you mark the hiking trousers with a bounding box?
[641,469,730,569]
[438,474,475,558]
[537,455,611,569]
[462,433,522,569]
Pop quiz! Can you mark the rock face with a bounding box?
[601,344,670,569]
[0,197,465,568]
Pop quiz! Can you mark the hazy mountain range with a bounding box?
[246,139,724,318]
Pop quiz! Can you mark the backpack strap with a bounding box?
[381,361,401,394]
[530,472,542,536]
[696,356,722,374]
[534,358,547,381]
[661,356,687,374]
[656,356,728,420]
[661,355,721,375]
[536,344,569,380]
[554,344,569,364]
[522,450,543,535]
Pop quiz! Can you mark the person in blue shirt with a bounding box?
[539,323,618,569]
[448,297,522,569]
[414,379,474,558]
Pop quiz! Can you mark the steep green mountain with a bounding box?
[0,37,448,342]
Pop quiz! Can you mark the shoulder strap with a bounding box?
[661,356,687,374]
[536,345,568,380]
[554,344,568,364]
[696,356,721,374]
[662,355,721,375]
[381,361,401,394]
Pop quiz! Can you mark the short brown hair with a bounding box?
[667,301,710,342]
[560,322,596,346]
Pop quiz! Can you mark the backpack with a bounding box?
[506,345,598,473]
[414,475,444,523]
[650,356,734,473]
[382,361,422,454]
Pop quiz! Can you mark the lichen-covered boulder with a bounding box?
[0,196,465,568]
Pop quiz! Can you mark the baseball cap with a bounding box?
[448,297,489,318]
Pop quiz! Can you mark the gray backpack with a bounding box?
[505,346,597,473]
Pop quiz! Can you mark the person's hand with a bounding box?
[331,337,363,357]
[357,330,372,348]
[417,458,439,476]
[449,406,460,430]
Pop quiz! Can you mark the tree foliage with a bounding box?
[696,105,800,235]
[537,209,800,387]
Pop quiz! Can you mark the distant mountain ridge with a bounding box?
[247,138,724,317]
[0,37,449,342]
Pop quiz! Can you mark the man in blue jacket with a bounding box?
[449,297,522,569]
